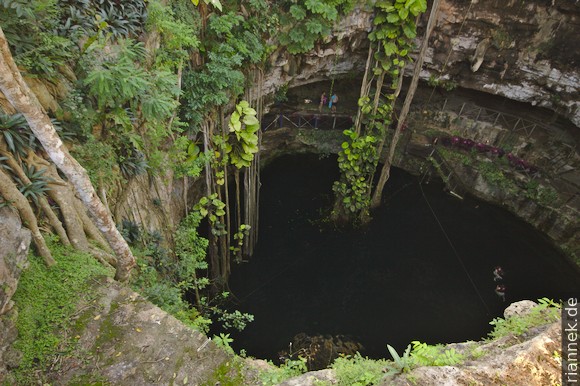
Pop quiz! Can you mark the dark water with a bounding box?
[226,153,580,361]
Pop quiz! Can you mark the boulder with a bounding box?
[504,300,538,318]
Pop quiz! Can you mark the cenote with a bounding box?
[225,153,580,362]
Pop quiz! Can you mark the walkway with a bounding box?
[261,110,354,132]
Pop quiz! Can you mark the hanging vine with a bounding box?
[332,0,427,225]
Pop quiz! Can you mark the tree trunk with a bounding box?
[0,26,135,281]
[370,0,442,208]
[354,44,375,135]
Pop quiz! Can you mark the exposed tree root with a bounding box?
[0,145,71,246]
[0,168,55,266]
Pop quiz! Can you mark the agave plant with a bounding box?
[118,147,148,179]
[58,0,147,41]
[0,112,38,157]
[15,164,52,206]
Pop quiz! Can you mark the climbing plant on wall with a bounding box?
[332,0,427,225]
[332,130,379,223]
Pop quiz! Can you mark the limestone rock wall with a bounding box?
[262,1,580,127]
[418,0,580,126]
[0,207,30,316]
[0,207,31,382]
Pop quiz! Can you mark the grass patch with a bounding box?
[332,353,390,386]
[259,358,308,385]
[10,236,113,384]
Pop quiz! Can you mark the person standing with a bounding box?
[319,92,327,112]
[330,93,338,113]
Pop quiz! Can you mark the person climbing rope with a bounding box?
[493,266,505,282]
[495,284,506,302]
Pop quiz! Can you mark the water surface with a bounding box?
[227,153,580,360]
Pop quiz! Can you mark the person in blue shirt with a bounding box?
[329,93,338,113]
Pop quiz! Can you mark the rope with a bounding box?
[328,49,341,97]
[427,0,476,105]
[418,180,491,315]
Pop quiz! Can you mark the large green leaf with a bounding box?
[386,13,400,23]
[243,115,259,126]
[239,130,258,145]
[242,142,259,154]
[383,41,398,56]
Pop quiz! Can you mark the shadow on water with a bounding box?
[226,153,580,361]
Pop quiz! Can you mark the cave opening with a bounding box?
[223,152,580,364]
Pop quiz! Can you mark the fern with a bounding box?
[410,341,464,367]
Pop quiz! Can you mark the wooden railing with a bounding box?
[261,112,354,132]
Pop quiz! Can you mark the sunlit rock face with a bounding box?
[421,0,580,126]
[264,1,580,126]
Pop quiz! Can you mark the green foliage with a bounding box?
[11,236,113,383]
[191,0,223,12]
[131,213,213,333]
[525,180,559,207]
[277,0,355,54]
[230,223,251,262]
[174,211,210,292]
[488,298,561,340]
[213,333,235,354]
[332,353,390,386]
[71,137,121,190]
[182,52,245,127]
[83,39,175,118]
[172,136,209,178]
[226,101,260,169]
[207,11,266,64]
[217,309,254,331]
[332,0,425,223]
[58,0,147,42]
[1,0,75,77]
[370,0,426,84]
[409,341,464,367]
[386,344,413,373]
[145,0,200,70]
[82,38,179,174]
[195,194,227,233]
[333,130,379,221]
[274,83,289,104]
[478,160,516,192]
[15,164,51,206]
[0,112,37,157]
[437,147,472,167]
[491,28,513,50]
[260,357,308,385]
[427,75,458,91]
